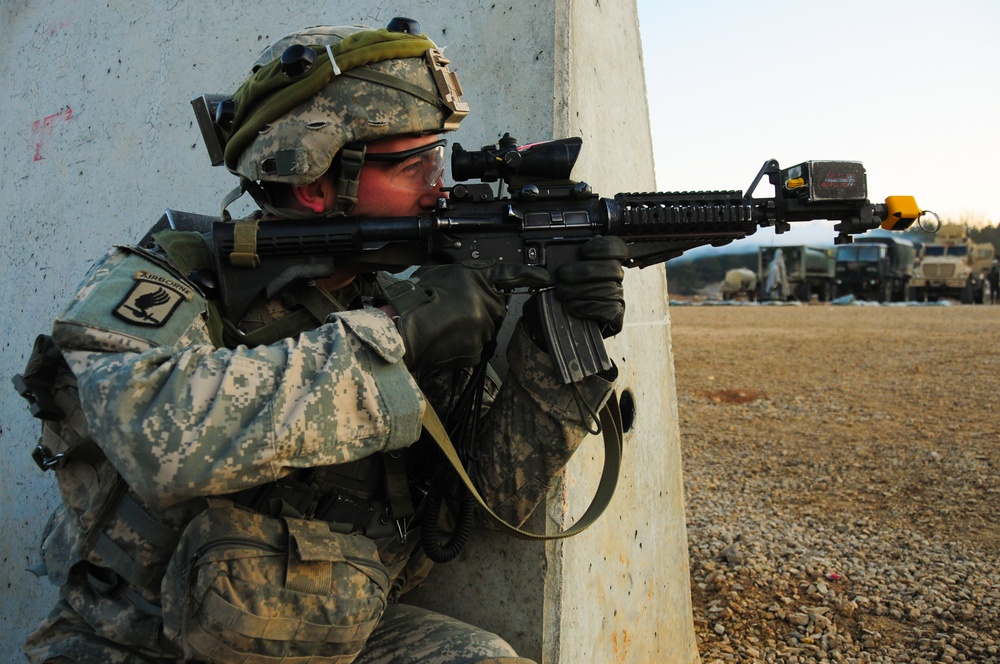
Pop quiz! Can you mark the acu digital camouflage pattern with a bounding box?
[25,603,530,664]
[233,25,465,185]
[353,604,525,663]
[23,232,614,663]
[53,245,424,507]
[161,500,390,662]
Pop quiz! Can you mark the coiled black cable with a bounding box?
[420,339,496,563]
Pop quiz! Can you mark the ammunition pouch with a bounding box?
[162,499,390,662]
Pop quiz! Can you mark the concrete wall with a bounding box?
[0,1,697,661]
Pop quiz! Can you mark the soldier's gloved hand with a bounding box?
[384,260,550,374]
[552,236,628,337]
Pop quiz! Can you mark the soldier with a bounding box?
[763,248,790,301]
[19,20,625,664]
[988,259,999,305]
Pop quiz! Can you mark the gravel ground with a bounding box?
[668,302,1000,663]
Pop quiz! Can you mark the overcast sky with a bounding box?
[636,0,1000,249]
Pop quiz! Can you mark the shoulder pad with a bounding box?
[137,209,218,248]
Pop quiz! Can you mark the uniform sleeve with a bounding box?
[53,247,425,507]
[470,320,616,527]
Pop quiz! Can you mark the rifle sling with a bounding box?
[420,391,623,541]
[230,218,261,268]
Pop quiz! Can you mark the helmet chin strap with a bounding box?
[219,179,253,221]
[222,177,347,221]
[223,142,366,221]
[334,143,366,216]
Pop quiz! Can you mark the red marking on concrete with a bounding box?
[32,108,73,161]
[47,20,72,36]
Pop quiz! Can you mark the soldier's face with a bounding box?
[351,134,446,217]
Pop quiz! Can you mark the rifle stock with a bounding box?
[212,139,923,383]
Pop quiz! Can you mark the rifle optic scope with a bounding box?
[451,133,583,183]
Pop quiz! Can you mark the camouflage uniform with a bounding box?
[21,233,614,662]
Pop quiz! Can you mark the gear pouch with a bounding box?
[162,500,389,663]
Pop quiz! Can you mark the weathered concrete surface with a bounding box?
[406,1,698,662]
[0,1,696,661]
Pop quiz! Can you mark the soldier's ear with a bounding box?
[292,178,337,213]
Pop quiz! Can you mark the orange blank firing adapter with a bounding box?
[881,196,921,231]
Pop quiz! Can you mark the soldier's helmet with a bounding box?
[212,18,468,215]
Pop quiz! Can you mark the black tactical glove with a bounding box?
[552,236,628,337]
[385,260,550,374]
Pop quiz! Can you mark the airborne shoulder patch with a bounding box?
[114,270,195,327]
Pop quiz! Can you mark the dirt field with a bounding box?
[668,303,1000,662]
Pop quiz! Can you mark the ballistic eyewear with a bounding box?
[364,139,448,192]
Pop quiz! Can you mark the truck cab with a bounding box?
[910,225,994,303]
[835,236,915,302]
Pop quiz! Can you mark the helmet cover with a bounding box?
[224,25,468,185]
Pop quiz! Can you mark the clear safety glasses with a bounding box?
[364,139,448,192]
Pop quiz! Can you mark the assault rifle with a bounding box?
[209,133,927,383]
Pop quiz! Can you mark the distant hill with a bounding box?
[669,220,839,264]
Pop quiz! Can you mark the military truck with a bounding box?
[758,245,836,302]
[835,236,916,302]
[909,224,995,304]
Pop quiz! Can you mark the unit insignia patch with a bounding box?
[114,270,194,327]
